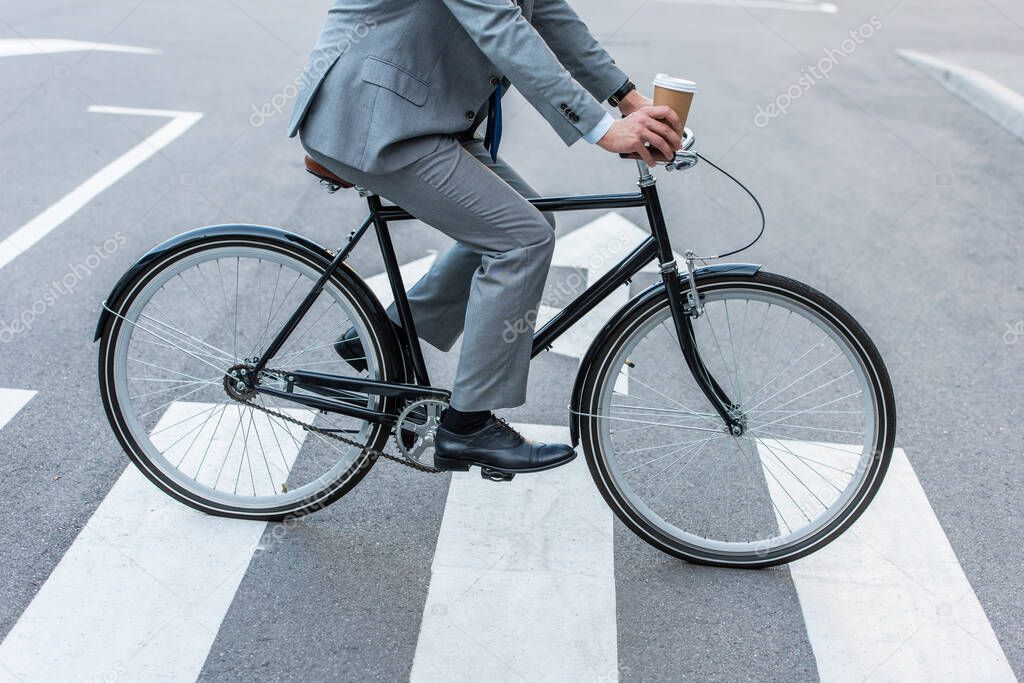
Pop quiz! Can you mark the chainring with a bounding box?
[395,397,449,469]
[224,366,444,474]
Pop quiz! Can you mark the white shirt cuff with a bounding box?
[582,113,614,144]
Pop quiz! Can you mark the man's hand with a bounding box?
[617,90,651,117]
[597,106,683,167]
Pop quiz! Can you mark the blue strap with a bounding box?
[483,84,503,162]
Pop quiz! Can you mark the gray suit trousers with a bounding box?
[303,133,556,412]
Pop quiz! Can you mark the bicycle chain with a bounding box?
[229,373,443,474]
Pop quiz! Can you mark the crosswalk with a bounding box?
[0,214,1016,681]
[0,404,313,681]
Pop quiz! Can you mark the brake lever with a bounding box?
[665,149,699,172]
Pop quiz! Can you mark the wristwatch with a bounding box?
[608,79,636,108]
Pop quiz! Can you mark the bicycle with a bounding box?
[95,129,895,568]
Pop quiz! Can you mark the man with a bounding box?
[289,0,681,476]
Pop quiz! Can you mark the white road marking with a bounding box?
[898,50,1024,143]
[756,442,1017,681]
[364,252,437,306]
[0,388,36,430]
[411,423,617,683]
[544,212,683,361]
[0,106,202,271]
[0,38,160,58]
[543,212,684,393]
[656,0,838,12]
[0,401,311,682]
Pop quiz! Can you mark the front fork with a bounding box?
[639,171,746,436]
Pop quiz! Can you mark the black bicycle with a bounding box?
[95,129,895,568]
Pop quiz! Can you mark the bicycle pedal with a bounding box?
[480,467,515,482]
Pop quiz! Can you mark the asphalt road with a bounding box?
[0,0,1021,680]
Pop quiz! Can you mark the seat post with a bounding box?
[366,194,432,386]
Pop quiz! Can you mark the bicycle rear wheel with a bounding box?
[578,271,895,567]
[97,234,403,520]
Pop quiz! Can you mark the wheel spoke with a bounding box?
[619,434,725,471]
[614,368,721,429]
[129,375,221,401]
[748,390,863,429]
[107,245,386,514]
[597,410,726,434]
[583,279,887,559]
[744,353,846,413]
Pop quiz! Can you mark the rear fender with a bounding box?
[94,224,346,341]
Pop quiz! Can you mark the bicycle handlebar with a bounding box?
[679,127,695,151]
[665,127,698,172]
[619,127,697,170]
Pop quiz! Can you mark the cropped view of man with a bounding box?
[289,0,683,475]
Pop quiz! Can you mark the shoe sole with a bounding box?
[433,450,577,475]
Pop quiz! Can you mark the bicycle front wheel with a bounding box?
[578,271,895,567]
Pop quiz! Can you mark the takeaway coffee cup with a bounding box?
[653,74,697,134]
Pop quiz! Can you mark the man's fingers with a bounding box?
[643,127,674,162]
[647,105,683,132]
[645,118,681,151]
[636,138,656,167]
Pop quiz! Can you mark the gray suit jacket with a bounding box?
[288,0,628,174]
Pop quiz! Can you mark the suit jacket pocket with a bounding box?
[360,56,429,106]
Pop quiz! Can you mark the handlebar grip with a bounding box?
[618,150,675,162]
[617,127,695,162]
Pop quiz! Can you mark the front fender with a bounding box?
[567,262,761,447]
[94,224,336,341]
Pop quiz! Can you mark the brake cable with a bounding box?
[687,152,767,262]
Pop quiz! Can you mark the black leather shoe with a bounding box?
[334,326,370,373]
[433,415,576,476]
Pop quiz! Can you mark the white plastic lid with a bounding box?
[653,74,698,93]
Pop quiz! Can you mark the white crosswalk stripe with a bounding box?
[0,402,312,681]
[758,442,1017,681]
[365,251,438,304]
[0,388,35,431]
[411,425,617,683]
[540,211,683,361]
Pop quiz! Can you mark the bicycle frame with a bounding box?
[249,154,745,433]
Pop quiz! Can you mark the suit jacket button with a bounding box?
[466,110,475,120]
[490,76,500,86]
[559,103,568,110]
[570,114,580,123]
